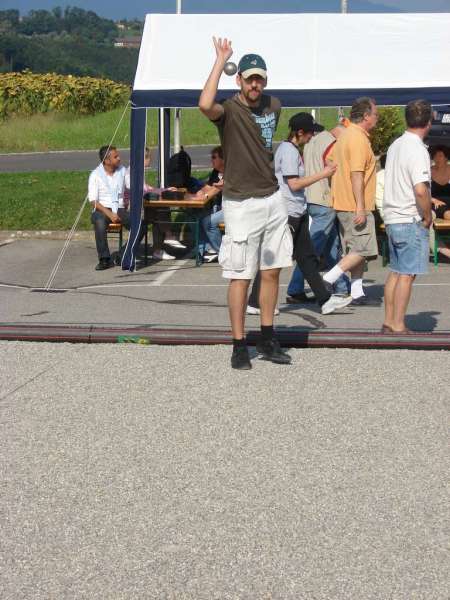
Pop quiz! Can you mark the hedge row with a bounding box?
[0,71,129,118]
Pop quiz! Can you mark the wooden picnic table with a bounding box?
[143,192,214,266]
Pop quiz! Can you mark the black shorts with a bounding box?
[435,203,450,219]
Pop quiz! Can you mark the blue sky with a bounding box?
[6,0,450,20]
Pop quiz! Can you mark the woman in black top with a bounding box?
[431,146,450,220]
[430,145,450,260]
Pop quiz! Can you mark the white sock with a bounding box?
[351,278,364,299]
[323,265,344,285]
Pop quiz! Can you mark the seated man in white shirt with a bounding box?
[88,145,134,270]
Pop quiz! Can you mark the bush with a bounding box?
[0,71,129,119]
[370,106,404,155]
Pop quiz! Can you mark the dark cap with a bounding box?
[288,112,324,133]
[238,54,267,79]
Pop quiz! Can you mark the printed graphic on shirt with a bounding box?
[251,111,277,150]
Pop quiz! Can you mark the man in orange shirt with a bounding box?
[323,97,380,305]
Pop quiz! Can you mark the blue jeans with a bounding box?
[287,203,350,296]
[198,207,223,255]
[386,221,429,275]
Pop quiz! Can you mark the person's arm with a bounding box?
[88,173,120,223]
[90,201,121,223]
[375,171,384,220]
[286,163,337,192]
[195,183,221,202]
[350,171,366,225]
[414,182,432,228]
[198,37,232,121]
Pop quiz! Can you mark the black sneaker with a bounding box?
[286,292,316,304]
[231,346,252,370]
[112,252,122,266]
[256,338,292,364]
[95,258,114,271]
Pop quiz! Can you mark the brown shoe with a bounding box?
[391,328,414,335]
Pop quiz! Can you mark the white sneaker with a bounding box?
[321,294,353,315]
[246,305,280,316]
[152,250,175,260]
[203,253,218,263]
[165,239,186,249]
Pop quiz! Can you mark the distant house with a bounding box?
[114,36,141,48]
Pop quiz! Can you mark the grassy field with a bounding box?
[0,106,342,153]
[0,170,208,230]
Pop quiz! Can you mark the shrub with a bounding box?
[370,106,404,155]
[0,70,129,119]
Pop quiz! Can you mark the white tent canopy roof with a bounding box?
[132,13,450,107]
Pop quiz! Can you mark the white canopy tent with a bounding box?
[122,12,450,270]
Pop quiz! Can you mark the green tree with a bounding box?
[370,106,404,155]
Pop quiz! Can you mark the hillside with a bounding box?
[0,7,141,84]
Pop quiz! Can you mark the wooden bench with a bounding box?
[379,219,450,268]
[106,222,123,251]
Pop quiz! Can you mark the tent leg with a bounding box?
[158,107,171,188]
[122,106,147,271]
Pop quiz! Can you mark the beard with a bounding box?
[241,87,262,105]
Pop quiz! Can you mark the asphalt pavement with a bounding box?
[1,237,449,332]
[0,145,214,173]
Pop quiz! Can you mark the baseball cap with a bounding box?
[288,112,324,133]
[238,54,267,79]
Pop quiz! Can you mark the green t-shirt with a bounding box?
[213,94,281,200]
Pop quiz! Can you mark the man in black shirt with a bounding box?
[199,37,292,370]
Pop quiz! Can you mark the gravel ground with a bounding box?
[1,342,449,600]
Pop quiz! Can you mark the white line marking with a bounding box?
[0,280,449,293]
[0,283,30,290]
[148,259,190,286]
[0,143,215,158]
[77,283,229,290]
[0,239,16,248]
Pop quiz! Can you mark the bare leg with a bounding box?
[324,252,363,285]
[383,271,399,328]
[391,274,415,331]
[259,268,280,326]
[340,253,364,276]
[228,279,250,339]
[349,258,365,281]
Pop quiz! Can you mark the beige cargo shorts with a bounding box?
[219,190,293,280]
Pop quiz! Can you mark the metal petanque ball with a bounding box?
[223,61,237,76]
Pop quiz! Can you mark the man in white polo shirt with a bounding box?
[382,99,433,334]
[89,145,128,271]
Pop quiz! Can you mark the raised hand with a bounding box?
[213,36,233,65]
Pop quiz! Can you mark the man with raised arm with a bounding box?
[199,38,293,370]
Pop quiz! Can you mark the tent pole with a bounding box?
[158,107,171,188]
[121,106,146,271]
[174,0,182,152]
[174,108,181,153]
